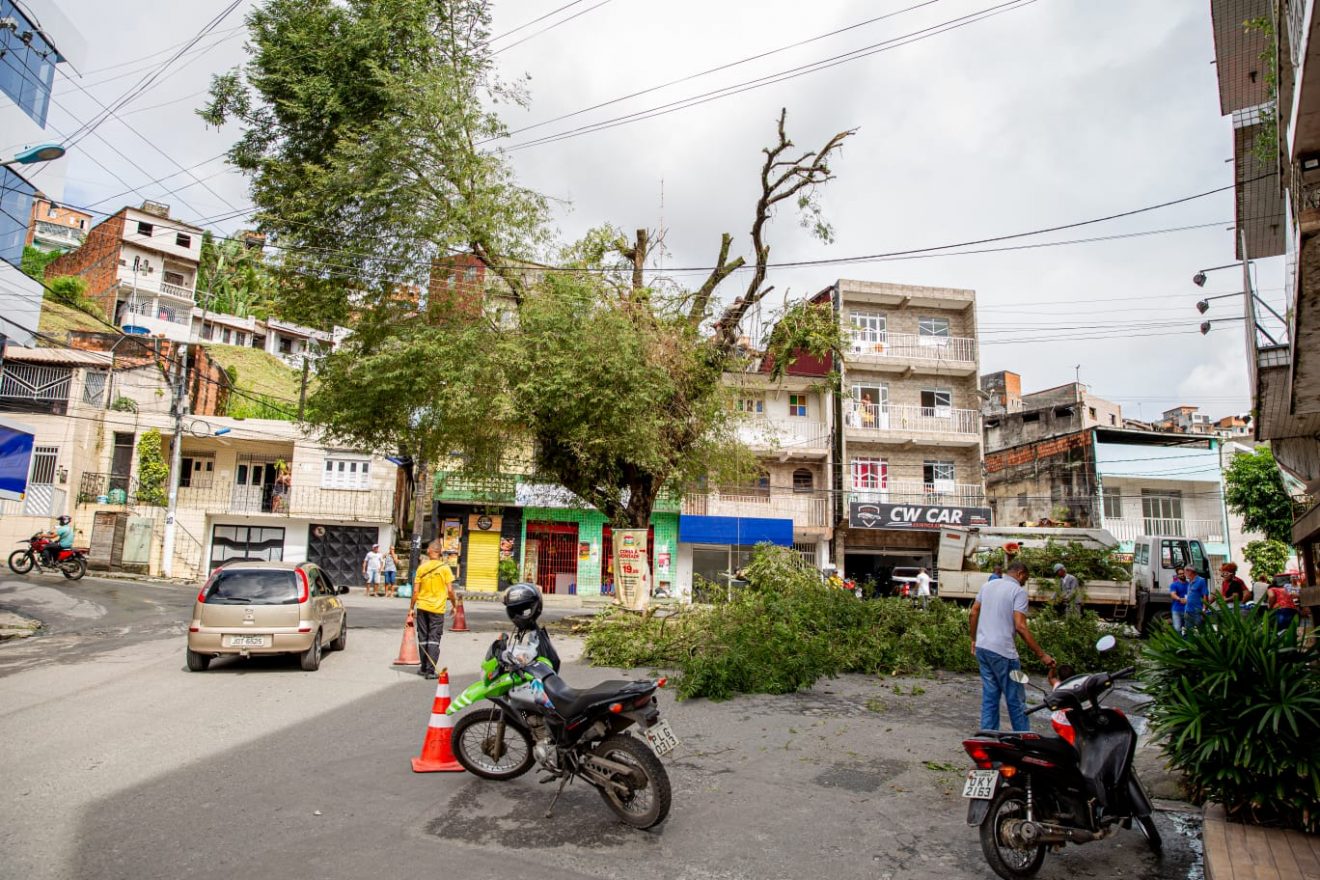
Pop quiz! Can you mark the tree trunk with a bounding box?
[622,476,658,529]
[407,461,429,586]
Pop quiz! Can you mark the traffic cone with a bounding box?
[450,597,469,633]
[411,668,465,773]
[392,614,420,666]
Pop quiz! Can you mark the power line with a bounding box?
[491,0,596,42]
[493,0,613,55]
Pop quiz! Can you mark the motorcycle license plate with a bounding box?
[644,719,679,756]
[962,769,998,799]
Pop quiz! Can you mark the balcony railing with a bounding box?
[735,417,830,452]
[171,482,395,521]
[0,363,72,415]
[844,402,980,436]
[850,481,986,507]
[1103,518,1225,543]
[124,299,191,326]
[159,280,195,300]
[682,491,831,529]
[849,331,976,364]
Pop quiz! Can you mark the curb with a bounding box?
[0,610,42,640]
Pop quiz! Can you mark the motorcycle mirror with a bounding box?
[1009,670,1030,685]
[1095,634,1117,652]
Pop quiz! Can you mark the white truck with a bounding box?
[934,526,1138,622]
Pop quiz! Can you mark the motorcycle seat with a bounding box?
[541,676,655,718]
[974,730,1077,760]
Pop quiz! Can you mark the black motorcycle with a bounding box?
[961,636,1161,879]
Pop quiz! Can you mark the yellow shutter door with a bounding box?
[467,530,500,592]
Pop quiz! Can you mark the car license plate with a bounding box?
[644,719,679,756]
[224,635,268,648]
[962,769,998,799]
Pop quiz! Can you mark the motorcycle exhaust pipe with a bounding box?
[1013,820,1109,846]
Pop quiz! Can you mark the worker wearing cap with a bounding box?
[1053,563,1081,615]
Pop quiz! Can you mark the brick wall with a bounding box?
[45,212,125,319]
[67,331,228,416]
[984,430,1090,473]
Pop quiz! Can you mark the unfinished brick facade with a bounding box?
[44,213,126,320]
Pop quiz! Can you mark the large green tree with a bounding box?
[204,0,849,528]
[1224,445,1295,544]
[197,232,276,319]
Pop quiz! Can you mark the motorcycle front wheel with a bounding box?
[979,785,1046,879]
[452,708,535,780]
[60,557,86,581]
[8,550,33,574]
[593,733,671,830]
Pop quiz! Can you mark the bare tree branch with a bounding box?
[688,233,745,324]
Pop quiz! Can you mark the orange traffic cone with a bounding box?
[392,614,420,666]
[411,668,465,773]
[450,597,469,633]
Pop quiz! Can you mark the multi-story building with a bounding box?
[25,194,91,253]
[1214,414,1252,437]
[829,279,986,584]
[44,202,204,342]
[0,0,84,345]
[1161,405,1214,434]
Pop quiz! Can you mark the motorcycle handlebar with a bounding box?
[1027,703,1049,715]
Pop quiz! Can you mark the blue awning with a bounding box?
[679,515,794,546]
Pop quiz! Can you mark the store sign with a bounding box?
[849,502,992,530]
[468,514,501,532]
[612,528,652,611]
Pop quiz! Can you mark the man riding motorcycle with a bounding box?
[41,515,74,567]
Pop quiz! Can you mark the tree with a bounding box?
[208,0,850,528]
[21,246,60,281]
[1224,445,1295,543]
[136,429,168,506]
[1241,539,1292,582]
[197,232,276,319]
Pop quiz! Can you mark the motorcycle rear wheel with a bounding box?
[60,557,86,581]
[593,733,671,830]
[453,708,535,780]
[8,550,33,574]
[1137,814,1163,853]
[979,785,1047,879]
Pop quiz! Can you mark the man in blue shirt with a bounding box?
[1182,565,1211,631]
[1168,569,1188,634]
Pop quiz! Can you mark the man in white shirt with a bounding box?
[969,560,1054,731]
[916,567,932,610]
[362,544,384,596]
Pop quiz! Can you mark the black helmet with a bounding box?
[57,515,71,525]
[503,582,542,629]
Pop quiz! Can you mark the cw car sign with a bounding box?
[849,502,992,530]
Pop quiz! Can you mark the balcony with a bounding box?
[0,362,72,415]
[682,491,831,530]
[735,417,830,456]
[171,482,395,521]
[159,280,195,300]
[844,403,981,447]
[850,481,986,508]
[1103,518,1225,544]
[847,331,976,374]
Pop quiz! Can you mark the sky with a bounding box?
[31,0,1279,423]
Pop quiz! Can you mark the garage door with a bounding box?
[307,524,380,589]
[466,530,500,592]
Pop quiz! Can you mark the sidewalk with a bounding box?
[1203,804,1320,879]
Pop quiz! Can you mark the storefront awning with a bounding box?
[679,515,793,547]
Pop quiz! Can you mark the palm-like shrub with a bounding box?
[1142,608,1320,832]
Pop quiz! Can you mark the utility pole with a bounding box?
[297,356,310,420]
[407,460,428,587]
[161,340,188,578]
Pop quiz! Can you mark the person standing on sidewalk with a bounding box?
[1052,563,1081,615]
[363,544,383,596]
[1168,568,1189,635]
[1182,565,1211,631]
[969,560,1055,732]
[381,546,398,598]
[409,540,457,679]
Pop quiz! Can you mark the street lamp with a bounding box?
[0,143,65,168]
[1192,263,1243,287]
[1195,292,1246,314]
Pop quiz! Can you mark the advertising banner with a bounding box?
[849,502,992,531]
[611,528,652,611]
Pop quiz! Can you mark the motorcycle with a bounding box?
[9,534,87,581]
[961,635,1160,879]
[447,629,675,829]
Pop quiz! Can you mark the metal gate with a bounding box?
[524,521,579,595]
[307,523,379,588]
[23,445,59,516]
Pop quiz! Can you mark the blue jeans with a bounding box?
[1185,609,1204,631]
[977,648,1029,732]
[1171,606,1185,634]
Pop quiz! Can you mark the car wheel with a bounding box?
[329,617,347,651]
[186,648,210,672]
[299,632,322,671]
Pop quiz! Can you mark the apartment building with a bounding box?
[45,202,204,342]
[830,279,986,584]
[0,0,84,346]
[25,194,92,253]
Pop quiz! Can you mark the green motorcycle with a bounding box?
[448,630,677,829]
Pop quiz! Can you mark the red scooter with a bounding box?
[9,534,87,580]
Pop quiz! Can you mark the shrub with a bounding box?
[584,545,1134,700]
[110,396,138,413]
[135,428,168,506]
[1241,539,1293,582]
[1142,608,1320,832]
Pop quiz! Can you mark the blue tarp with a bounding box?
[679,515,793,546]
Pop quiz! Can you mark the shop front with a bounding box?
[676,514,794,600]
[433,504,522,593]
[520,503,679,597]
[839,501,991,593]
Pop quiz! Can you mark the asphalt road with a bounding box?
[0,575,1203,880]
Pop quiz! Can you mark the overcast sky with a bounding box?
[39,0,1276,423]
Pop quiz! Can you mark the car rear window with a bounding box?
[203,569,298,605]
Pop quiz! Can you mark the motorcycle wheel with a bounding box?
[452,708,535,780]
[8,550,33,574]
[979,786,1047,879]
[593,733,671,830]
[1137,815,1163,853]
[60,557,86,581]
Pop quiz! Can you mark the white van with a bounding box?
[1130,535,1211,630]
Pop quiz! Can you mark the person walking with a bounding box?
[1168,569,1189,635]
[916,567,932,610]
[969,560,1055,732]
[409,540,457,679]
[1052,563,1081,615]
[1266,577,1300,638]
[362,544,383,596]
[382,546,398,598]
[1182,565,1211,631]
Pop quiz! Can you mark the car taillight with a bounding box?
[296,569,310,603]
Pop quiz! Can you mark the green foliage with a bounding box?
[1225,446,1295,543]
[498,557,518,583]
[135,429,168,506]
[42,275,104,320]
[584,545,1134,700]
[978,540,1130,584]
[1143,608,1320,832]
[1244,17,1280,168]
[21,246,60,280]
[762,299,845,384]
[109,396,138,413]
[198,232,276,319]
[227,391,297,421]
[1242,539,1293,581]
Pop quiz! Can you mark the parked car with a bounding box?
[186,561,348,672]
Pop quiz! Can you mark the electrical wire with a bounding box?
[493,0,612,55]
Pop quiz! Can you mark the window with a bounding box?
[918,317,951,345]
[1142,490,1184,534]
[46,204,57,217]
[792,468,813,493]
[162,270,186,286]
[136,221,154,237]
[201,325,214,341]
[180,456,215,489]
[735,396,764,414]
[923,461,955,493]
[849,384,887,427]
[175,233,192,248]
[788,394,808,417]
[280,338,293,354]
[851,458,887,491]
[1102,486,1122,519]
[0,1,57,127]
[1088,407,1097,419]
[1160,539,1188,571]
[1109,414,1117,426]
[221,328,232,344]
[78,219,86,230]
[920,389,952,417]
[726,470,770,500]
[849,312,887,352]
[82,370,108,406]
[1135,543,1149,566]
[323,456,371,490]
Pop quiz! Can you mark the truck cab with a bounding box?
[1131,535,1209,631]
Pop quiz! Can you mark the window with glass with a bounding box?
[788,394,808,417]
[849,384,888,427]
[1142,489,1183,534]
[175,233,192,248]
[923,461,955,493]
[0,1,57,127]
[136,221,154,238]
[180,456,215,489]
[918,317,951,345]
[324,457,372,490]
[851,458,887,491]
[849,312,887,352]
[0,168,36,264]
[82,371,108,406]
[792,468,813,493]
[735,396,764,414]
[920,388,952,417]
[1102,486,1122,519]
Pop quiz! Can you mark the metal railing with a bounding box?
[735,417,830,451]
[849,481,986,507]
[172,520,205,580]
[1103,518,1225,543]
[844,402,980,436]
[849,330,976,364]
[0,363,72,402]
[682,491,831,528]
[173,482,395,521]
[77,471,137,504]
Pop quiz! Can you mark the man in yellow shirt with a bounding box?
[409,541,458,679]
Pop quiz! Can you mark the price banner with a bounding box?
[611,528,651,611]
